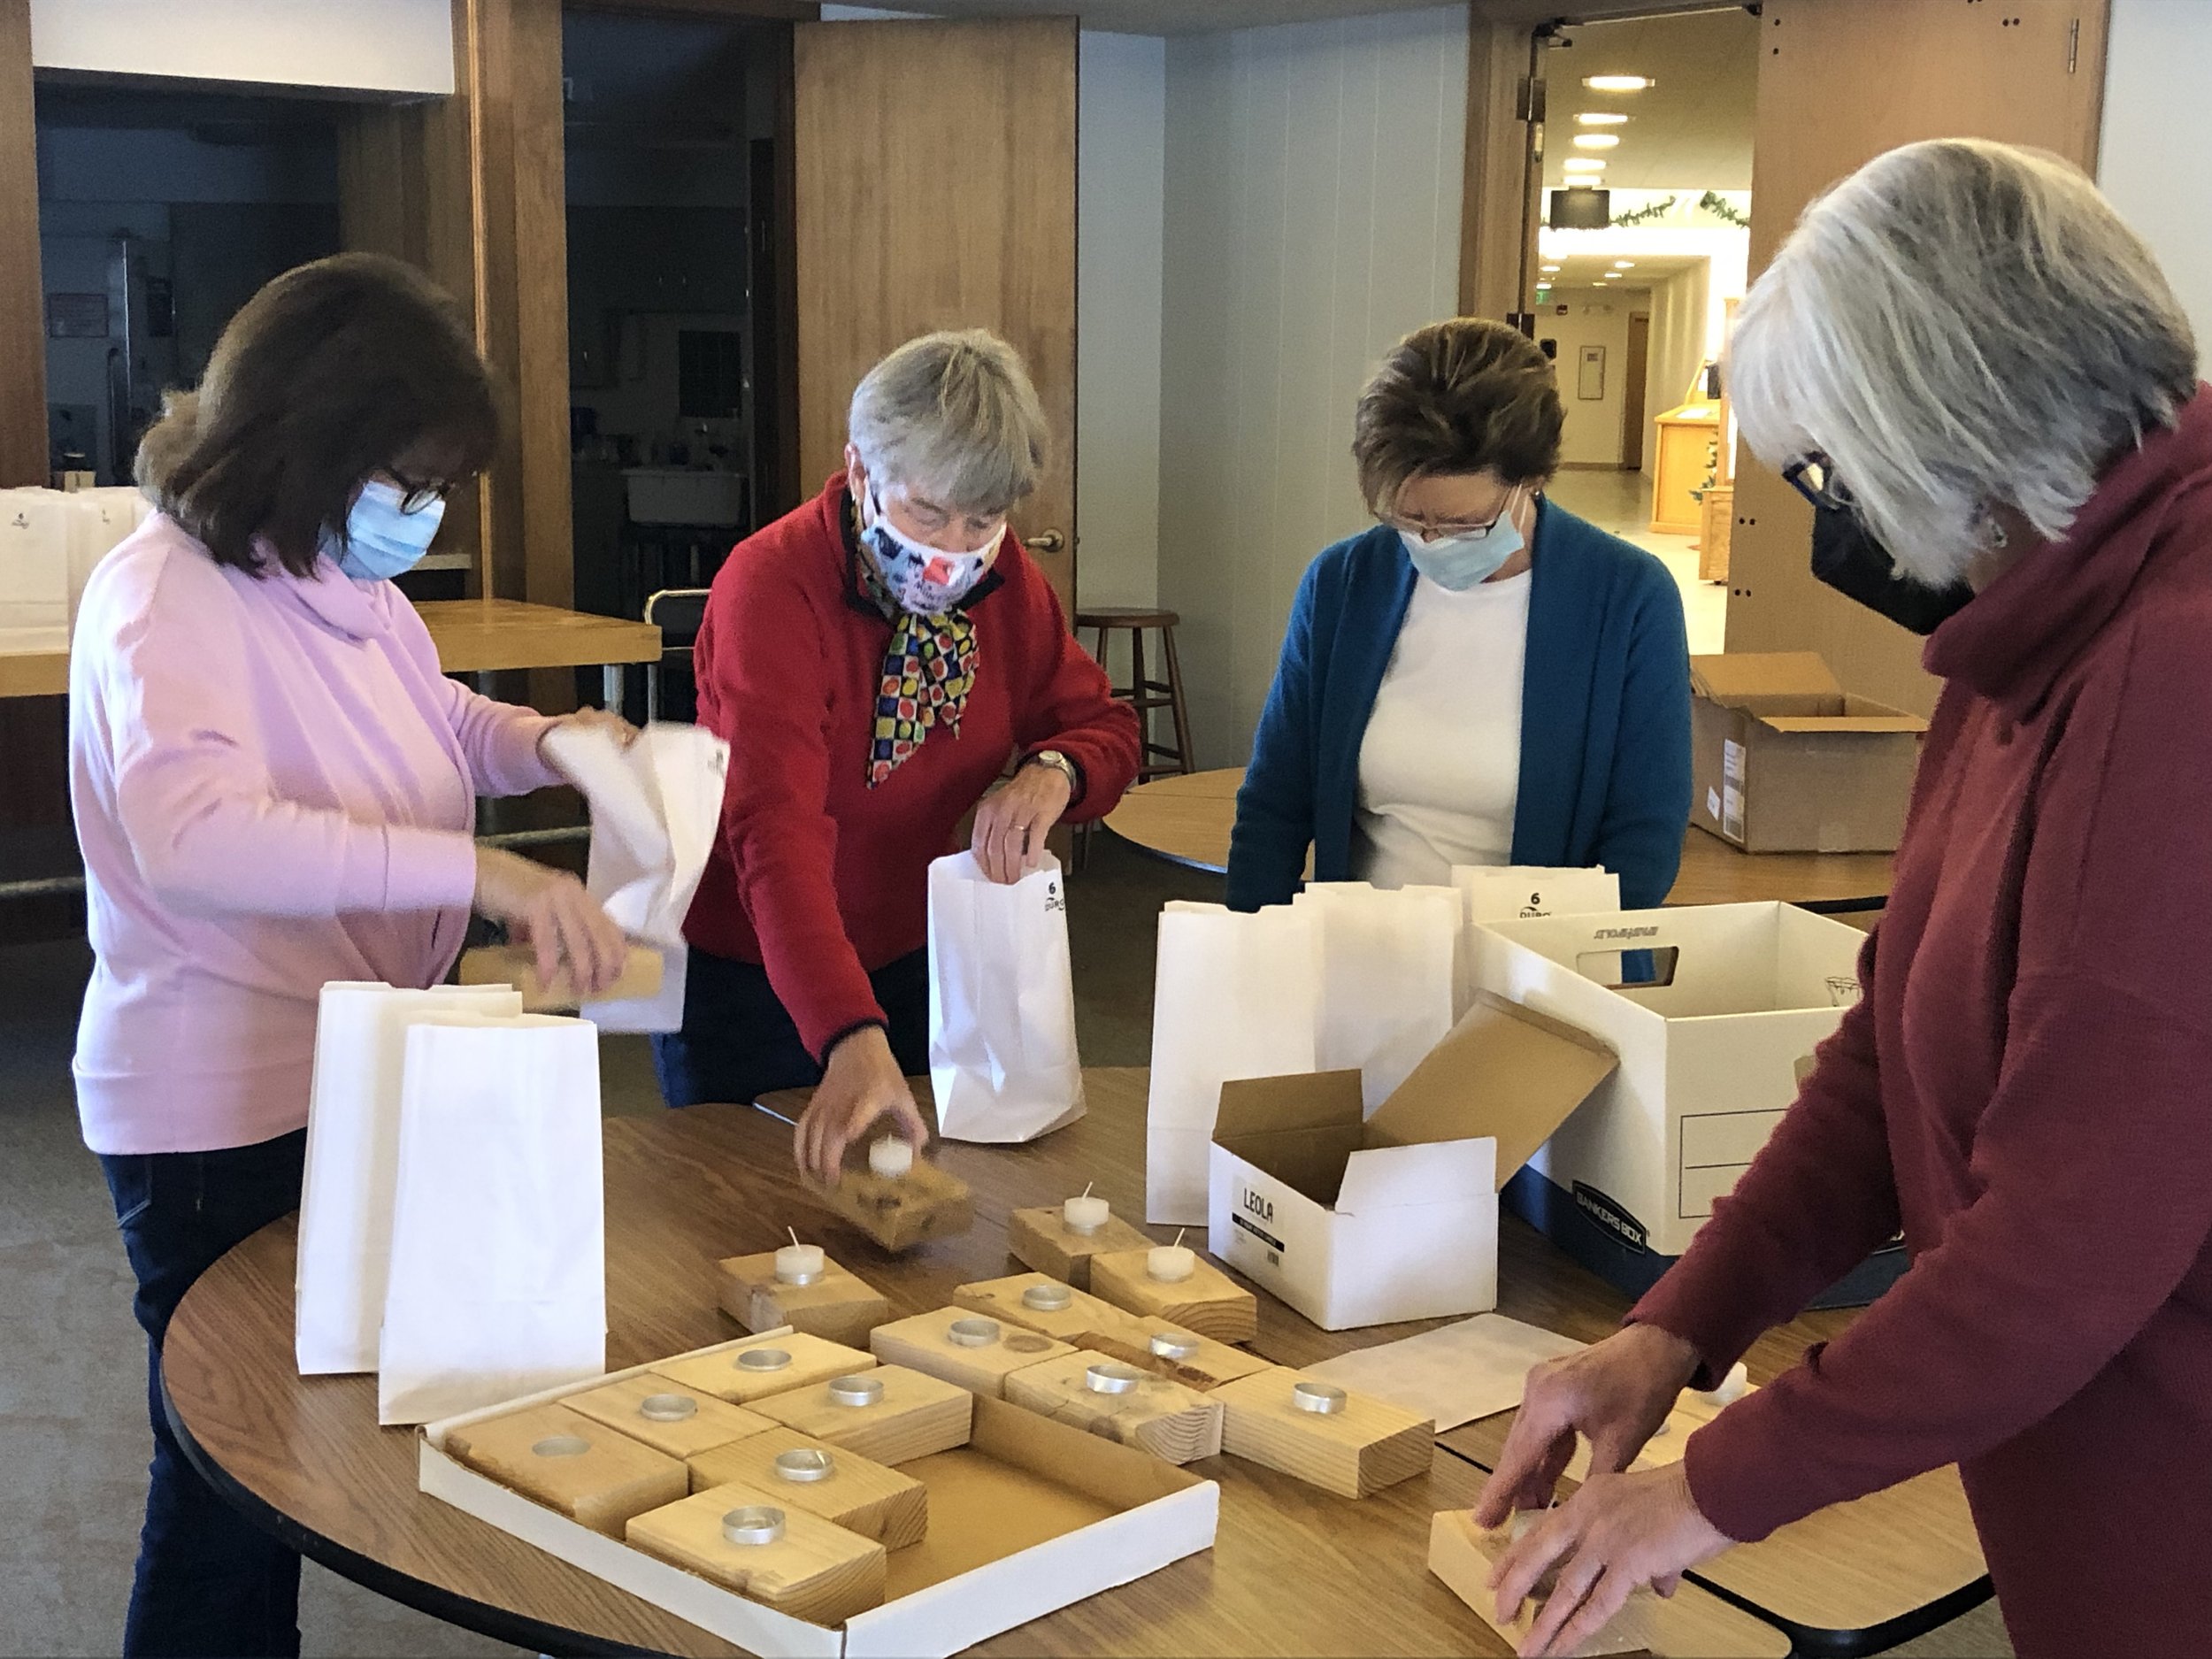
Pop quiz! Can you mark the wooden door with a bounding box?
[1726,0,2110,715]
[1620,311,1650,472]
[793,18,1078,611]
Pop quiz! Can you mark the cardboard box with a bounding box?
[420,1334,1218,1658]
[1471,902,1864,1264]
[1204,995,1617,1330]
[1689,652,1926,852]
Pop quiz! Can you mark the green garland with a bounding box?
[1610,194,1678,227]
[1698,191,1750,228]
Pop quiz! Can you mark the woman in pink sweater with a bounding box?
[1479,142,2210,1657]
[71,254,628,1658]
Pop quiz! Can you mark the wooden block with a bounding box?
[867,1306,1079,1398]
[1006,1204,1154,1290]
[627,1479,887,1626]
[949,1272,1154,1348]
[1428,1509,1652,1656]
[457,942,662,1011]
[753,1363,974,1466]
[716,1251,895,1349]
[1078,1317,1277,1393]
[1001,1350,1224,1466]
[445,1401,688,1537]
[560,1372,779,1463]
[1212,1366,1432,1499]
[689,1426,927,1548]
[651,1333,878,1408]
[801,1158,973,1253]
[1087,1248,1260,1344]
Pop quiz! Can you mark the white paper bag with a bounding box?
[926,851,1085,1143]
[1145,902,1319,1224]
[545,720,728,1033]
[295,981,524,1374]
[1294,882,1461,1113]
[0,489,72,643]
[1451,865,1622,1012]
[378,1013,607,1425]
[65,489,145,625]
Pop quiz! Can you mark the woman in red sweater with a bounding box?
[662,331,1139,1179]
[1478,141,2210,1656]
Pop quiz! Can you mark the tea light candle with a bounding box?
[1148,1229,1196,1283]
[1064,1183,1110,1235]
[1291,1381,1348,1416]
[868,1136,914,1179]
[722,1505,786,1547]
[774,1243,825,1285]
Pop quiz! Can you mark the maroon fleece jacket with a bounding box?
[683,477,1140,1058]
[1634,389,2212,1656]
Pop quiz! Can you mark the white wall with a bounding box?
[1642,260,1709,470]
[2101,0,2212,352]
[1157,7,1469,766]
[1539,291,1646,468]
[29,0,454,95]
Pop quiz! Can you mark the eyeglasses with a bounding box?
[386,471,455,515]
[1386,488,1520,541]
[1781,453,1851,514]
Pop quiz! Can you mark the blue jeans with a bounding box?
[652,946,930,1107]
[99,1131,308,1658]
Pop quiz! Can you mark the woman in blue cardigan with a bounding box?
[1228,319,1693,911]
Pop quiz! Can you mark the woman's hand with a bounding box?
[971,762,1072,884]
[795,1026,931,1183]
[472,846,628,997]
[540,706,641,758]
[1486,1463,1734,1656]
[1475,1323,1704,1525]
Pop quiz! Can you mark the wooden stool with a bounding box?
[1076,609,1195,783]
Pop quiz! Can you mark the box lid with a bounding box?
[1214,1071,1368,1207]
[1365,994,1617,1191]
[1760,713,1926,734]
[1689,651,1841,703]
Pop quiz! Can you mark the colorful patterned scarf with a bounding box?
[854,508,979,788]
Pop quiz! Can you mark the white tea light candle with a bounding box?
[774,1226,825,1285]
[1064,1184,1110,1235]
[1148,1229,1197,1283]
[868,1137,914,1179]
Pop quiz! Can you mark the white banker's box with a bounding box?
[1205,995,1617,1330]
[1471,901,1866,1258]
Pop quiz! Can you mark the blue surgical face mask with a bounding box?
[322,479,446,582]
[1397,493,1526,591]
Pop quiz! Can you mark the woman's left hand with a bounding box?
[1489,1463,1733,1657]
[972,762,1072,884]
[540,706,641,758]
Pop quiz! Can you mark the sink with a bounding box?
[625,468,746,527]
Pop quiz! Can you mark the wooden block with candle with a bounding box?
[1001,1351,1224,1466]
[687,1426,927,1548]
[716,1248,894,1350]
[1211,1366,1433,1499]
[1079,1317,1276,1393]
[650,1333,878,1408]
[626,1481,888,1626]
[444,1401,688,1537]
[560,1372,779,1463]
[867,1306,1079,1398]
[1428,1509,1652,1655]
[1087,1242,1260,1344]
[752,1363,974,1466]
[949,1272,1153,1348]
[1007,1194,1153,1290]
[802,1156,974,1254]
[457,943,663,1012]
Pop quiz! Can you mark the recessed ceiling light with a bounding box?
[1613,260,1636,269]
[1566,181,1599,190]
[1583,75,1654,92]
[1540,264,1562,273]
[1577,112,1629,127]
[1572,134,1620,150]
[1563,158,1607,173]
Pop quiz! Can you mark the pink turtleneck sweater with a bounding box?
[68,517,561,1156]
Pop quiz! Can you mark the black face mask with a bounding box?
[1785,454,1974,636]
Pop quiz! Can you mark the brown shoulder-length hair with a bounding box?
[136,252,498,578]
[1352,319,1563,517]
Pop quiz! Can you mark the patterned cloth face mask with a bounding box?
[861,488,1005,615]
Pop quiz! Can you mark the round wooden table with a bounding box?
[1104,769,1895,913]
[154,1072,1910,1658]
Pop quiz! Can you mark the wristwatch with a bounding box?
[1023,749,1081,800]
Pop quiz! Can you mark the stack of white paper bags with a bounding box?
[0,486,150,646]
[296,982,607,1425]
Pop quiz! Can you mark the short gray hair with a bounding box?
[848,329,1048,516]
[1730,139,2197,586]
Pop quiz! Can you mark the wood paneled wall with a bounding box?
[0,0,44,488]
[1457,13,1527,324]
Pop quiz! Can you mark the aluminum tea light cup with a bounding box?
[530,1434,592,1458]
[948,1317,1002,1348]
[773,1448,838,1484]
[1148,1331,1200,1363]
[1022,1283,1074,1312]
[828,1374,885,1409]
[735,1347,794,1374]
[638,1393,699,1423]
[1085,1362,1146,1396]
[722,1505,786,1547]
[1291,1381,1348,1416]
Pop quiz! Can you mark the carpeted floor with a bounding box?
[0,835,2007,1655]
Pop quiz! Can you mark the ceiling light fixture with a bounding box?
[1540,264,1562,273]
[1572,134,1620,150]
[1563,158,1607,173]
[1577,112,1629,127]
[1583,75,1654,92]
[1613,260,1636,269]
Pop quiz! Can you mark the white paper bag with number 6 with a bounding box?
[927,851,1086,1143]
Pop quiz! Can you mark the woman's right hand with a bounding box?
[472,845,628,999]
[1474,1324,1705,1529]
[795,1025,931,1185]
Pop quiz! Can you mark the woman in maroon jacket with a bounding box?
[1476,141,2210,1657]
[662,330,1139,1180]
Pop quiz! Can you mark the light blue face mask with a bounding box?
[1398,494,1526,591]
[322,479,446,582]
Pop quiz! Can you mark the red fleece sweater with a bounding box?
[683,478,1140,1058]
[1633,390,2212,1655]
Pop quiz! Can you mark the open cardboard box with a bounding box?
[419,1332,1218,1657]
[1204,995,1617,1330]
[1689,652,1926,852]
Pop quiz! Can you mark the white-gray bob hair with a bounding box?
[848,328,1048,516]
[1730,138,2198,587]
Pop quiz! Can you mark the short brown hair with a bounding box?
[1352,319,1563,515]
[137,252,498,579]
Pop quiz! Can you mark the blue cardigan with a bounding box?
[1225,498,1693,911]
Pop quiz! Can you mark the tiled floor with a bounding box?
[1547,466,1729,657]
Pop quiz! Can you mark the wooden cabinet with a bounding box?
[1650,402,1721,536]
[1699,483,1734,583]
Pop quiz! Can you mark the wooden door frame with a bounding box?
[0,0,45,488]
[1619,309,1650,470]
